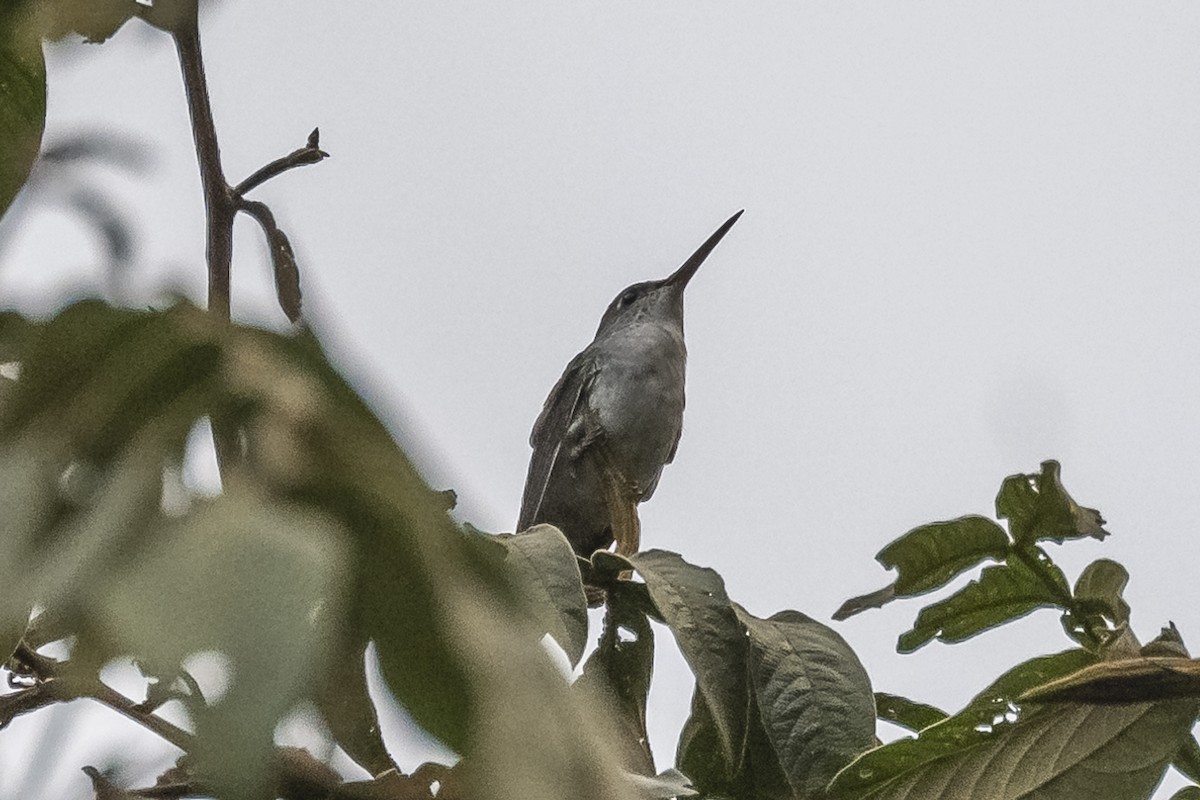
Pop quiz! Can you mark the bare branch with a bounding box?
[171,7,234,323]
[235,128,330,197]
[9,643,192,751]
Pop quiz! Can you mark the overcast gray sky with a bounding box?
[3,3,1200,797]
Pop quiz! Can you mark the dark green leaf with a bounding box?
[835,516,1009,620]
[0,8,44,220]
[31,427,170,625]
[291,356,635,798]
[497,524,588,666]
[833,699,1197,800]
[314,634,395,777]
[1020,656,1200,704]
[898,549,1068,652]
[1169,788,1200,800]
[0,301,145,434]
[1175,735,1200,785]
[676,685,792,800]
[577,590,655,774]
[996,460,1108,545]
[633,550,748,773]
[589,549,637,584]
[40,0,142,42]
[829,649,1100,799]
[0,437,59,662]
[880,516,1010,596]
[737,607,876,797]
[1144,623,1190,658]
[676,686,734,795]
[874,692,947,733]
[1073,558,1130,626]
[0,311,37,362]
[833,583,896,621]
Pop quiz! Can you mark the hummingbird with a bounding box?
[517,210,743,558]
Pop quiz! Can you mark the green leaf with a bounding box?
[874,693,948,733]
[829,649,1102,799]
[996,460,1109,545]
[627,768,698,798]
[0,311,38,362]
[1144,623,1190,658]
[1175,735,1200,785]
[737,607,876,798]
[0,7,44,221]
[0,436,58,662]
[1021,656,1200,704]
[497,524,589,666]
[39,0,144,43]
[633,550,749,774]
[97,490,350,800]
[1,301,146,434]
[898,549,1068,652]
[677,684,793,800]
[0,302,641,800]
[577,587,656,774]
[834,700,1198,800]
[314,634,395,777]
[1072,558,1130,627]
[1169,788,1200,800]
[835,516,1009,620]
[31,427,171,616]
[880,516,1011,596]
[57,312,220,462]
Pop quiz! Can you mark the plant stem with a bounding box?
[172,6,233,323]
[235,129,328,197]
[10,643,192,751]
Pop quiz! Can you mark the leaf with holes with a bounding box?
[829,649,1104,799]
[875,693,947,734]
[996,460,1108,546]
[898,550,1068,652]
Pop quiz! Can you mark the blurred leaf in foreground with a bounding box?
[0,3,45,220]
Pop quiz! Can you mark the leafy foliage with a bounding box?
[0,2,45,220]
[836,464,1200,800]
[0,302,637,799]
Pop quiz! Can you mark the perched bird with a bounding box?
[517,211,743,557]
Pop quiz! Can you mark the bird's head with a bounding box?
[594,210,743,336]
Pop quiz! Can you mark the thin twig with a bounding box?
[167,1,329,469]
[171,6,234,323]
[85,677,193,751]
[0,680,60,726]
[236,129,329,197]
[169,3,241,479]
[10,643,192,751]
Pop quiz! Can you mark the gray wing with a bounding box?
[517,353,598,531]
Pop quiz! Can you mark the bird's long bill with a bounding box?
[663,209,745,289]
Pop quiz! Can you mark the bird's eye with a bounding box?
[618,290,638,308]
